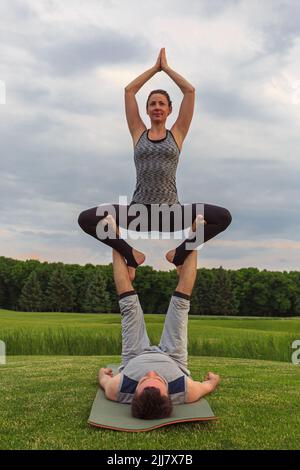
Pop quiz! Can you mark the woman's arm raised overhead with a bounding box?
[125,50,161,94]
[161,48,195,141]
[124,50,162,137]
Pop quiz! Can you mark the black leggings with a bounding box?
[78,202,232,267]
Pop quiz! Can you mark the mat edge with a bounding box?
[87,416,219,433]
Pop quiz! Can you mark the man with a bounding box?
[99,236,220,419]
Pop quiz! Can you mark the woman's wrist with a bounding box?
[163,66,195,93]
[125,66,158,93]
[152,65,161,74]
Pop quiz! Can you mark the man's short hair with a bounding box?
[131,386,173,419]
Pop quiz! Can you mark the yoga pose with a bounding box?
[78,48,232,279]
[99,234,220,419]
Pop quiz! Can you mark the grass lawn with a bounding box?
[1,310,299,449]
[0,355,299,450]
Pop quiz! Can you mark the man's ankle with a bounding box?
[173,290,191,301]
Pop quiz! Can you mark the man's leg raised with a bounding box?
[158,251,198,374]
[175,249,198,297]
[112,249,151,370]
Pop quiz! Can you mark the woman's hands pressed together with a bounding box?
[160,47,169,71]
[154,47,169,73]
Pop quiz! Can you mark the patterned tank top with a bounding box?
[131,129,181,205]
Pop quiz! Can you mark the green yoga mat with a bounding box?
[88,365,218,432]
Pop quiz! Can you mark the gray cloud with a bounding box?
[198,85,280,122]
[261,2,300,56]
[2,0,36,21]
[239,1,300,68]
[195,0,241,17]
[163,0,242,17]
[2,129,299,244]
[31,27,152,76]
[12,81,111,116]
[1,0,300,271]
[179,154,300,239]
[13,86,51,106]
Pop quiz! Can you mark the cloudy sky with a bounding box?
[1,0,300,272]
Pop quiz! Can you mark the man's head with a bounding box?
[131,371,173,419]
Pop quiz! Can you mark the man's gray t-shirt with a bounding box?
[116,350,190,405]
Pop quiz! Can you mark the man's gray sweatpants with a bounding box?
[118,290,191,375]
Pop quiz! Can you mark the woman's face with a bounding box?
[147,93,172,123]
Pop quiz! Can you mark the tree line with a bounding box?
[0,255,299,316]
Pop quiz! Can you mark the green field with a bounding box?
[0,310,299,450]
[0,309,299,361]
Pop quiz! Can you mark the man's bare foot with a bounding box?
[127,248,146,281]
[165,249,182,275]
[101,216,145,281]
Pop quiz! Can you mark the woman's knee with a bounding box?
[77,208,97,231]
[77,210,88,230]
[196,204,232,228]
[220,207,232,228]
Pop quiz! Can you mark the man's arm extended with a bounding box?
[186,372,220,403]
[98,368,120,401]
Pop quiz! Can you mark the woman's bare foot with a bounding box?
[188,214,207,238]
[100,216,145,281]
[165,215,206,275]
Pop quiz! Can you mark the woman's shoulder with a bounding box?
[169,126,183,153]
[132,126,147,148]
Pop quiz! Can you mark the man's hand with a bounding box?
[99,368,114,387]
[98,368,119,401]
[186,371,220,403]
[99,367,113,379]
[204,371,220,387]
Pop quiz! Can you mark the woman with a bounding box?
[78,48,232,279]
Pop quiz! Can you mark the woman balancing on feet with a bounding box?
[78,48,232,280]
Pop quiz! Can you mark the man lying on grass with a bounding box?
[99,226,220,419]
